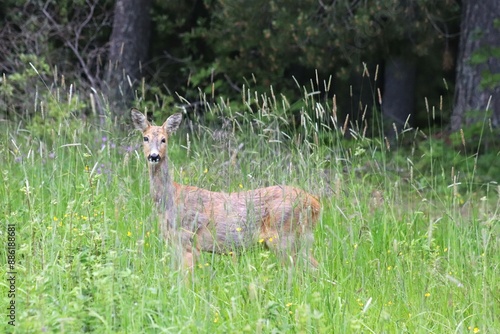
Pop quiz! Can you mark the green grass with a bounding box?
[0,86,499,333]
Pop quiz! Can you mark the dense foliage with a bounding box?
[1,0,460,127]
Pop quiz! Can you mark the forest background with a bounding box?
[1,0,499,141]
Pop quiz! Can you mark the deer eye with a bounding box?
[143,137,149,142]
[161,138,166,143]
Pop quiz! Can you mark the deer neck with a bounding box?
[148,158,176,213]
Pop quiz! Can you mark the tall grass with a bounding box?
[0,76,499,333]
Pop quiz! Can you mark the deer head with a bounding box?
[131,108,182,164]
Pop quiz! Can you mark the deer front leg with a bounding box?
[182,246,199,270]
[160,229,194,270]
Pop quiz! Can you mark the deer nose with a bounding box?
[148,153,161,163]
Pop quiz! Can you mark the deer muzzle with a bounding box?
[148,153,161,163]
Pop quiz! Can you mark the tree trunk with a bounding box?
[382,57,416,137]
[451,0,500,131]
[106,0,152,116]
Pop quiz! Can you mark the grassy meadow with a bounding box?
[0,82,499,333]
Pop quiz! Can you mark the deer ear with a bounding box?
[164,113,182,134]
[131,108,150,131]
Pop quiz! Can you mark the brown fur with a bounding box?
[131,108,320,269]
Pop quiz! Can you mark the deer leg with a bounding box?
[299,231,319,268]
[181,229,200,270]
[262,230,318,268]
[182,248,198,270]
[307,252,319,268]
[261,229,293,265]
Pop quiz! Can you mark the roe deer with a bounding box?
[131,108,320,269]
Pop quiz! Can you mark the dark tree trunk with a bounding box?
[382,57,416,136]
[106,0,152,116]
[451,0,500,131]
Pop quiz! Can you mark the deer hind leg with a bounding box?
[266,233,297,266]
[300,231,319,268]
[182,247,199,270]
[261,229,318,268]
[286,231,318,268]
